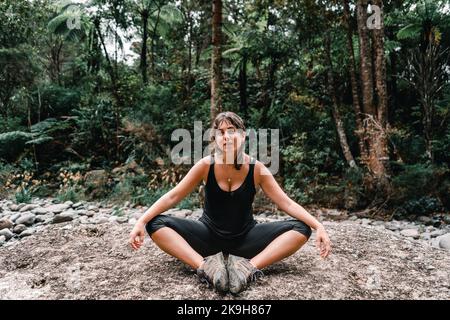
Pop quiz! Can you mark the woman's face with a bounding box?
[214,120,245,161]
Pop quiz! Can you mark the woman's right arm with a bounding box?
[129,157,209,250]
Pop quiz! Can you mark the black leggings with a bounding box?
[146,215,312,259]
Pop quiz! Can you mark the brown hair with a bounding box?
[209,111,246,170]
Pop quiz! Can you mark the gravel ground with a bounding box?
[1,219,449,300]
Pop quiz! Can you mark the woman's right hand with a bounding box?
[129,222,146,250]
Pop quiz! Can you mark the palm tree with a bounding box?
[132,0,182,84]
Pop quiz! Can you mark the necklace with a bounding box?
[227,177,232,192]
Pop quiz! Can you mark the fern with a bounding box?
[397,24,422,40]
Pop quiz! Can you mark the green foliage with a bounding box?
[0,131,32,161]
[15,187,32,204]
[400,196,443,216]
[390,163,449,214]
[57,185,84,203]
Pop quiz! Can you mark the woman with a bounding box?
[129,111,331,295]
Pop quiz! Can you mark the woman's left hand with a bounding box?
[316,225,331,258]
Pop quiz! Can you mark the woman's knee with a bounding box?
[145,214,171,236]
[288,219,312,240]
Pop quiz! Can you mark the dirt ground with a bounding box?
[0,220,449,300]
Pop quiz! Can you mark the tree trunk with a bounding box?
[356,0,390,191]
[372,0,390,185]
[151,7,162,77]
[324,34,357,168]
[356,0,375,116]
[211,0,223,122]
[239,55,248,118]
[140,9,149,84]
[342,0,368,162]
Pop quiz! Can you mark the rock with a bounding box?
[116,216,128,224]
[400,229,420,239]
[19,228,35,238]
[0,235,5,245]
[131,211,143,220]
[32,207,49,215]
[13,224,27,234]
[19,204,38,212]
[87,205,99,212]
[432,219,442,228]
[438,233,450,250]
[8,204,19,211]
[385,223,400,231]
[76,209,88,216]
[0,229,14,240]
[420,233,431,241]
[35,216,46,223]
[9,213,21,222]
[418,216,433,225]
[64,201,74,207]
[430,229,446,238]
[0,218,13,230]
[90,216,109,224]
[171,209,193,218]
[15,213,36,226]
[72,202,85,209]
[52,212,76,224]
[109,216,128,224]
[191,209,203,218]
[85,211,95,217]
[371,221,385,226]
[47,203,70,214]
[128,218,137,225]
[348,216,358,221]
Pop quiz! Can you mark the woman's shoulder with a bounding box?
[253,159,272,185]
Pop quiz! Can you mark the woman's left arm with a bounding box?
[257,162,332,258]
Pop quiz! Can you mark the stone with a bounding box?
[87,205,99,212]
[76,209,88,216]
[430,229,446,238]
[418,216,433,225]
[64,201,74,207]
[15,213,36,226]
[19,228,35,238]
[19,204,38,212]
[52,212,76,224]
[9,204,19,211]
[13,224,27,234]
[438,233,450,250]
[90,216,109,224]
[385,224,400,231]
[47,203,70,214]
[0,218,13,231]
[400,229,420,239]
[420,233,431,241]
[85,210,95,217]
[32,207,49,215]
[116,216,128,224]
[0,235,5,245]
[0,229,14,240]
[72,202,85,209]
[10,213,21,222]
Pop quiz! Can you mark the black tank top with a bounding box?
[199,156,257,239]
